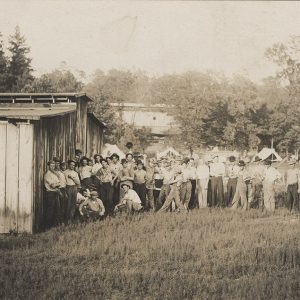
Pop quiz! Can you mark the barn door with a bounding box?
[0,121,34,233]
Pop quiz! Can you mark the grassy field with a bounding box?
[0,209,299,300]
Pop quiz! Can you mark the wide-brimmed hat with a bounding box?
[90,191,98,197]
[121,181,133,189]
[238,160,246,167]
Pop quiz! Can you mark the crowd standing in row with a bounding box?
[44,149,299,228]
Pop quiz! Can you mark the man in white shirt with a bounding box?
[44,160,61,228]
[180,158,193,209]
[115,181,143,214]
[285,159,299,212]
[231,160,252,210]
[226,156,239,207]
[196,159,210,208]
[209,155,225,206]
[263,160,281,212]
[64,160,81,221]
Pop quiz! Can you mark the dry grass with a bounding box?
[0,209,299,300]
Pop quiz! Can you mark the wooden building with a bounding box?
[0,93,106,233]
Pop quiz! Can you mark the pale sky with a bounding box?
[1,1,300,83]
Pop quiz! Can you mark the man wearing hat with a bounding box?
[53,157,68,223]
[79,191,105,221]
[44,160,61,228]
[157,159,174,209]
[231,160,251,210]
[157,169,187,213]
[250,156,265,209]
[115,181,143,214]
[110,153,123,205]
[262,159,281,212]
[285,159,299,212]
[64,159,81,221]
[209,155,225,207]
[145,158,156,211]
[226,156,239,207]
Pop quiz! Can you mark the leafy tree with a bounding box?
[0,33,8,92]
[7,26,33,91]
[27,70,83,92]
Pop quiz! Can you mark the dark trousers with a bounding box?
[44,191,60,229]
[189,180,197,209]
[287,184,299,211]
[59,187,69,222]
[81,177,93,190]
[66,185,77,221]
[100,182,114,214]
[210,176,224,207]
[134,182,147,208]
[227,178,237,207]
[113,182,120,205]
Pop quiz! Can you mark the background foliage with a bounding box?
[1,27,300,153]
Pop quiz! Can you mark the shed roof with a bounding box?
[87,112,107,128]
[0,93,93,104]
[0,103,77,120]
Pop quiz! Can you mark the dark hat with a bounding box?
[238,160,246,167]
[68,159,76,164]
[94,154,102,160]
[88,184,97,191]
[121,181,133,189]
[53,157,61,163]
[229,156,236,162]
[111,153,120,160]
[60,161,66,166]
[136,159,144,165]
[80,156,89,163]
[75,149,82,156]
[47,160,55,165]
[121,158,128,165]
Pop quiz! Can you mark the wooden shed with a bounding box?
[0,93,106,233]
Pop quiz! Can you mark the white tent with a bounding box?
[101,144,126,159]
[157,147,180,159]
[255,147,282,162]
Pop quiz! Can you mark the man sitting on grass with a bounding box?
[79,191,105,221]
[114,181,143,214]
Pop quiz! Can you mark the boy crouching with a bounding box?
[114,181,143,214]
[79,191,105,221]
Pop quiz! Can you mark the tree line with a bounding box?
[0,26,299,155]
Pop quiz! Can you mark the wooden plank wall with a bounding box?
[33,112,77,232]
[0,121,34,233]
[76,99,88,152]
[18,123,34,232]
[86,116,104,158]
[0,121,7,232]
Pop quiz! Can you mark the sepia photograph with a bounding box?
[0,0,299,299]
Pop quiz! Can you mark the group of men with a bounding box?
[44,149,299,229]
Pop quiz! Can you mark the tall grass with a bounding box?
[0,209,299,299]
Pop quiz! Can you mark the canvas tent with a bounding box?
[157,147,179,159]
[101,144,125,159]
[255,147,282,162]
